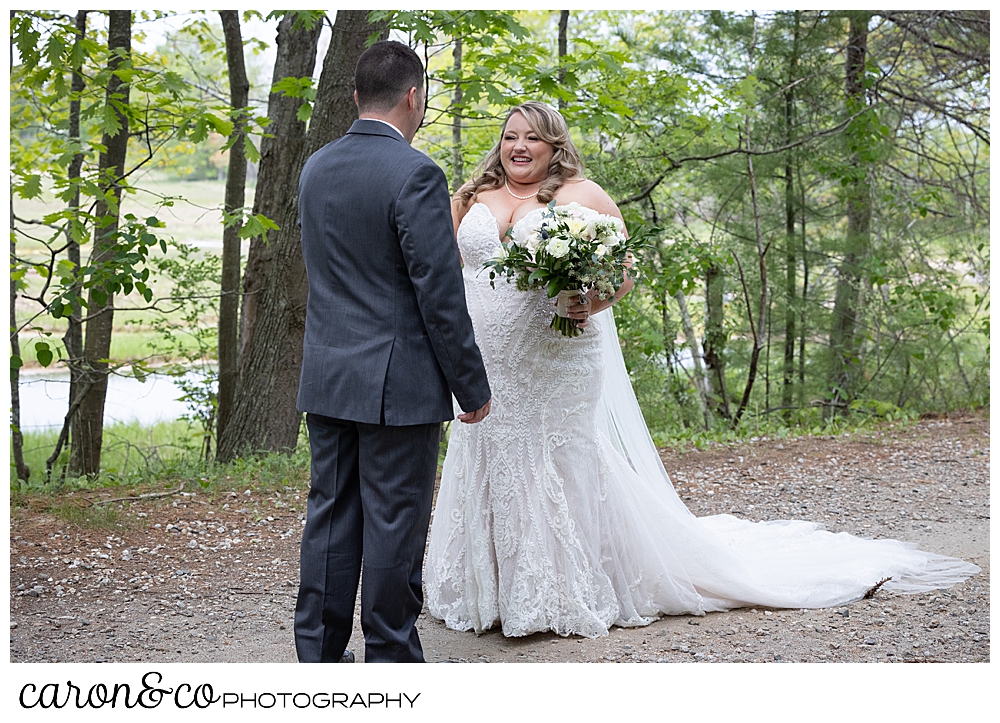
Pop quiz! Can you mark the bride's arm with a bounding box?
[566,181,634,322]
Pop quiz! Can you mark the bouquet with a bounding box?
[483,201,650,336]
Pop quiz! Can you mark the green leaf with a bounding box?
[10,354,23,370]
[239,214,280,242]
[19,174,43,199]
[35,342,53,367]
[271,75,315,100]
[99,103,123,137]
[161,70,188,95]
[205,113,235,137]
[45,33,66,66]
[243,136,262,164]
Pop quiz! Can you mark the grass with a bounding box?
[49,499,130,532]
[14,419,205,489]
[14,171,230,373]
[17,329,206,371]
[13,171,232,258]
[648,405,927,452]
[12,418,313,502]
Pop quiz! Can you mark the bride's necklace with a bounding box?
[505,178,539,200]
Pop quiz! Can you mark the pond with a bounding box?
[17,369,210,431]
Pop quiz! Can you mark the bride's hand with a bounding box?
[564,293,593,328]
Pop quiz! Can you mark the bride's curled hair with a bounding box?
[456,101,584,205]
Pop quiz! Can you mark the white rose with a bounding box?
[566,218,587,236]
[511,218,533,247]
[556,201,582,214]
[526,231,544,254]
[547,238,570,257]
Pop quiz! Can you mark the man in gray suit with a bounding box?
[294,40,491,663]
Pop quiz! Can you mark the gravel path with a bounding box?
[10,414,989,663]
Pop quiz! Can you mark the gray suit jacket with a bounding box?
[296,119,490,425]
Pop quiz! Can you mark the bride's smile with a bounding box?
[501,112,553,188]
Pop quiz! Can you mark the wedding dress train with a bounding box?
[424,202,979,638]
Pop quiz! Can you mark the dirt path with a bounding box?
[10,414,989,663]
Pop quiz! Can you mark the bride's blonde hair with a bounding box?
[456,101,585,205]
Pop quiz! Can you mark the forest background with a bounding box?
[9,10,989,499]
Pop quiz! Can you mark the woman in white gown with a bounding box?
[424,101,979,639]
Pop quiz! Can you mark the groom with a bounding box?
[294,40,492,663]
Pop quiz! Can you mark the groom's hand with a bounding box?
[458,397,491,424]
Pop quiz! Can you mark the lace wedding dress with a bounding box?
[424,202,980,638]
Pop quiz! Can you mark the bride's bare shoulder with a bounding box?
[559,179,621,217]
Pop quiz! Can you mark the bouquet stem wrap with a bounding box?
[553,289,585,337]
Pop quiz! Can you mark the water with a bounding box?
[17,369,210,431]
[17,346,696,432]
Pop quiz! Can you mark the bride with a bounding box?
[424,101,979,639]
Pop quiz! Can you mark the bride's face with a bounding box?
[500,112,554,187]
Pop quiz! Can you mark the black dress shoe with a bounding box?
[339,650,355,663]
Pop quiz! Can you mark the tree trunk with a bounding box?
[216,10,250,447]
[70,9,131,476]
[557,10,569,110]
[215,14,322,462]
[703,261,729,419]
[673,290,709,426]
[732,14,768,429]
[781,11,800,417]
[10,11,29,484]
[826,12,873,416]
[304,12,382,156]
[217,11,382,462]
[51,10,88,482]
[451,36,463,191]
[10,195,29,484]
[798,166,808,406]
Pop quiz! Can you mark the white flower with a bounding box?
[594,243,608,257]
[491,245,508,261]
[556,201,582,215]
[511,218,533,247]
[526,231,544,254]
[565,218,587,236]
[547,238,570,257]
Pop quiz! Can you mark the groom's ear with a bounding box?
[354,90,360,110]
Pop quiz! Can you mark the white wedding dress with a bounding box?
[424,202,980,638]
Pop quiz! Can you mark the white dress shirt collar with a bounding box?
[360,117,405,140]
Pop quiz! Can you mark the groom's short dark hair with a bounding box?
[355,40,424,113]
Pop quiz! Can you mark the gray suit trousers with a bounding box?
[294,413,441,663]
